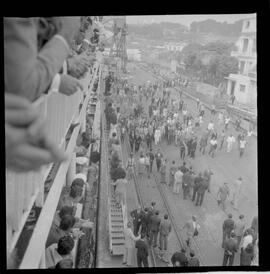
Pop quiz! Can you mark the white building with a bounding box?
[164,42,187,52]
[225,16,257,105]
[127,48,141,61]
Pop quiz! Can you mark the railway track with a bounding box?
[120,132,158,267]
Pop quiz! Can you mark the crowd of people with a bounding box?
[103,64,258,267]
[5,17,103,269]
[5,16,104,173]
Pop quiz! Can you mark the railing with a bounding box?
[6,62,101,268]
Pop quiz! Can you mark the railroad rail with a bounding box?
[121,131,157,267]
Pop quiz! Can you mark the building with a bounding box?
[164,42,187,52]
[225,16,257,105]
[127,48,141,61]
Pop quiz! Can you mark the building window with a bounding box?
[242,38,249,53]
[246,21,250,29]
[239,61,245,74]
[240,84,246,93]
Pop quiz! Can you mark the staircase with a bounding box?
[103,124,125,255]
[109,196,125,255]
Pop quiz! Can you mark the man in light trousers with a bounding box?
[123,221,140,266]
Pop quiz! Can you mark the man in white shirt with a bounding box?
[241,232,253,250]
[207,121,214,131]
[239,139,247,157]
[173,167,183,194]
[208,138,218,158]
[123,221,140,266]
[231,177,243,209]
[226,134,235,152]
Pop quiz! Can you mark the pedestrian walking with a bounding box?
[158,214,171,263]
[169,160,177,188]
[234,214,246,248]
[192,172,203,202]
[173,167,183,194]
[190,137,197,159]
[123,222,140,266]
[225,116,230,131]
[223,231,238,266]
[182,216,200,247]
[199,135,207,155]
[219,130,226,150]
[218,112,224,125]
[222,213,235,248]
[149,149,155,173]
[155,149,163,172]
[217,182,230,211]
[231,177,243,209]
[141,208,148,235]
[129,131,135,152]
[135,234,149,267]
[208,137,218,158]
[239,139,247,157]
[179,139,187,160]
[130,206,143,237]
[149,211,161,248]
[182,169,192,200]
[160,159,167,184]
[195,177,208,206]
[196,98,200,109]
[138,153,145,178]
[226,134,235,153]
[126,153,135,181]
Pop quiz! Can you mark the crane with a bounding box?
[109,16,128,73]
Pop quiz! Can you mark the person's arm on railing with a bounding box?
[4,17,80,102]
[5,93,68,172]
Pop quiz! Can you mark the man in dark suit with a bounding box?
[171,248,188,267]
[149,210,161,247]
[140,208,148,235]
[180,162,188,174]
[130,206,143,236]
[195,176,208,206]
[222,213,235,248]
[192,173,202,202]
[135,233,149,267]
[223,231,238,266]
[4,17,81,101]
[182,169,192,200]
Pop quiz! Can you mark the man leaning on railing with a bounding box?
[4,17,100,172]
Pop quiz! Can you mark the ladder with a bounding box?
[103,121,125,255]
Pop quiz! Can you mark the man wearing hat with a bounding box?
[223,231,238,266]
[222,213,235,248]
[171,248,188,267]
[188,250,200,266]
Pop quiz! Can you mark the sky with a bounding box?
[126,14,256,27]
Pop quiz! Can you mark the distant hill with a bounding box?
[127,22,189,40]
[190,19,243,37]
[127,19,243,43]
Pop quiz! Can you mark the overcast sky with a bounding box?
[126,14,256,26]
